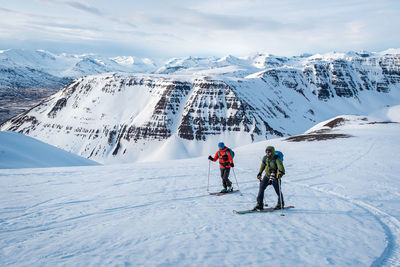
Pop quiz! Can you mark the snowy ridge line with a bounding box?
[0,131,99,169]
[290,181,400,267]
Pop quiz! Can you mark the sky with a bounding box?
[0,0,399,58]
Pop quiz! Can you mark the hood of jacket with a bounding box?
[266,146,275,160]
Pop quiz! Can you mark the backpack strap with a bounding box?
[264,155,278,169]
[218,149,227,158]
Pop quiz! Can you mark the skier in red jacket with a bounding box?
[208,142,234,193]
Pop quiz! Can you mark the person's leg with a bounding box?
[222,168,232,188]
[256,176,270,206]
[220,168,227,188]
[272,178,284,207]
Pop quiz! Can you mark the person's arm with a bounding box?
[276,158,285,177]
[212,151,219,162]
[258,156,266,176]
[228,150,233,164]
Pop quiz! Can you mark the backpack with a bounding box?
[219,147,235,159]
[263,150,284,165]
[275,151,284,162]
[228,148,235,159]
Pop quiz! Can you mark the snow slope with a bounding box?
[0,131,100,169]
[0,113,399,266]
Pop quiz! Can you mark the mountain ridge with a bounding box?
[1,49,400,163]
[0,49,158,123]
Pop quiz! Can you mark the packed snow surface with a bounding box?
[0,115,399,266]
[0,131,99,169]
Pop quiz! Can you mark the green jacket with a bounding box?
[258,146,285,178]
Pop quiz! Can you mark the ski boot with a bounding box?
[274,203,284,210]
[253,203,263,210]
[220,187,228,193]
[226,185,233,192]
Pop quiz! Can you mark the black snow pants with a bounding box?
[220,168,232,188]
[257,176,284,206]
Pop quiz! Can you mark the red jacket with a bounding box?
[212,147,233,169]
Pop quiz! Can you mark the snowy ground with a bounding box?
[0,115,399,266]
[0,131,99,169]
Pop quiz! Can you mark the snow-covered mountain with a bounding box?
[1,50,400,163]
[0,49,157,78]
[1,111,399,266]
[0,49,157,123]
[0,131,99,169]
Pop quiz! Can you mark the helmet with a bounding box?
[218,142,225,149]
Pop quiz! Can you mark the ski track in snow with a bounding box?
[291,181,400,267]
[291,138,376,184]
[284,131,400,267]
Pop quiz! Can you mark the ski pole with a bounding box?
[232,168,242,196]
[277,175,284,216]
[263,179,267,207]
[207,160,210,192]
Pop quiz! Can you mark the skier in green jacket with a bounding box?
[254,146,285,210]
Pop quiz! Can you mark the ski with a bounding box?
[233,205,294,214]
[209,190,239,196]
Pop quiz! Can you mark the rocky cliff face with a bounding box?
[302,54,400,99]
[2,50,399,163]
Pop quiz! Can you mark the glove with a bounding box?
[208,155,213,161]
[257,173,262,180]
[277,172,283,179]
[230,163,234,167]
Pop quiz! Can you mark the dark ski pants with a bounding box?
[257,176,284,206]
[220,168,232,188]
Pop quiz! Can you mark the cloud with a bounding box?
[175,8,288,31]
[34,21,100,31]
[63,1,138,29]
[35,0,103,16]
[64,1,103,16]
[2,0,400,57]
[0,6,103,42]
[130,6,294,32]
[109,17,137,29]
[0,7,15,13]
[34,0,137,29]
